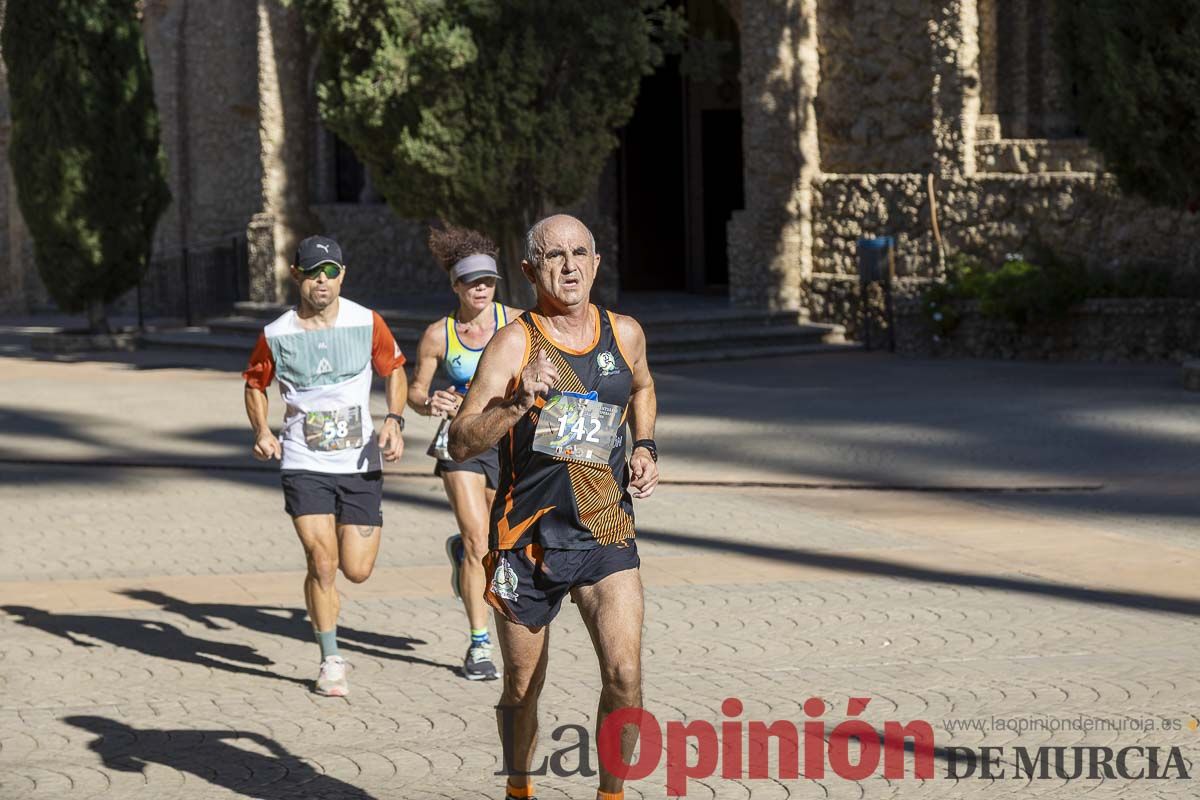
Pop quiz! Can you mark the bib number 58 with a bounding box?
[323,420,349,441]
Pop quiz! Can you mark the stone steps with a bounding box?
[143,303,853,365]
[974,138,1102,174]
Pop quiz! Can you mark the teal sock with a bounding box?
[470,627,490,645]
[315,627,339,660]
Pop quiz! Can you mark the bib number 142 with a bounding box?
[557,414,604,443]
[532,394,622,465]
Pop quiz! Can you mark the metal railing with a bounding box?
[135,234,247,327]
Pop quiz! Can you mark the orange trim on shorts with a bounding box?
[597,791,624,800]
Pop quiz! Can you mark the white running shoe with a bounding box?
[315,655,349,697]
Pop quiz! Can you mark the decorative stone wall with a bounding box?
[815,0,935,173]
[811,173,1200,282]
[894,298,1200,362]
[311,205,445,306]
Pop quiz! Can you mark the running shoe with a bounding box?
[463,641,499,681]
[446,534,465,599]
[315,655,349,697]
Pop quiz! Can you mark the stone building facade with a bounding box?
[1,1,1197,323]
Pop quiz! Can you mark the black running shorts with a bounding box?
[280,469,383,525]
[434,444,500,490]
[483,539,640,628]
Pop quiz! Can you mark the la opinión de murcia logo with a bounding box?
[497,697,1193,796]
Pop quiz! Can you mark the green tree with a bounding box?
[3,0,171,331]
[1058,0,1200,208]
[290,0,684,303]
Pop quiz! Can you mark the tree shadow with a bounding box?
[64,715,377,799]
[1,605,309,687]
[117,590,459,673]
[638,527,1200,617]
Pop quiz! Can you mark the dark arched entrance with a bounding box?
[617,0,743,295]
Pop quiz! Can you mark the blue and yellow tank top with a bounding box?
[442,302,508,392]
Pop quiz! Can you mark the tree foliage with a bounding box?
[3,0,171,328]
[1058,0,1200,208]
[289,0,685,295]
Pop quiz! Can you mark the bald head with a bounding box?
[525,214,595,267]
[521,214,601,310]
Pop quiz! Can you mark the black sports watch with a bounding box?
[633,438,657,462]
[385,413,406,431]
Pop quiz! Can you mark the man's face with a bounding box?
[523,218,599,308]
[293,262,345,311]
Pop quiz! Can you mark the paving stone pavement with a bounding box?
[1,345,1199,798]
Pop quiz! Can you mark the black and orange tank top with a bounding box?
[490,305,635,551]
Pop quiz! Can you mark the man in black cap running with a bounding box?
[243,235,407,696]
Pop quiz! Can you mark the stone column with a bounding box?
[727,0,819,311]
[246,212,278,303]
[930,0,981,177]
[255,0,315,303]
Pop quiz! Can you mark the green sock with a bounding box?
[470,627,490,645]
[314,627,339,660]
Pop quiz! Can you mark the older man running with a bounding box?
[449,215,659,800]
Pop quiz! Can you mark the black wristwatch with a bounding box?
[633,438,657,462]
[385,413,406,431]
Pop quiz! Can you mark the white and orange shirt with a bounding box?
[242,298,405,474]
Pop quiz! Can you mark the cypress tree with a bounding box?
[3,0,171,331]
[1058,0,1200,209]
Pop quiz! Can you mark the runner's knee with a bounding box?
[502,668,546,706]
[601,661,641,701]
[460,527,489,564]
[341,561,374,584]
[307,550,339,586]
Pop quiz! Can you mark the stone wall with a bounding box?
[311,205,445,306]
[894,298,1200,362]
[811,172,1200,280]
[816,0,935,173]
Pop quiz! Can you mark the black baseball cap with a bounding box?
[295,235,343,271]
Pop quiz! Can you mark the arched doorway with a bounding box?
[617,0,743,295]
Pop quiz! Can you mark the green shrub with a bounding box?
[979,258,1088,326]
[921,254,1087,335]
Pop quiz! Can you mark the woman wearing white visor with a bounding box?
[408,224,523,681]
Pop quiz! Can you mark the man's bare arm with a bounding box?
[385,365,408,418]
[447,325,528,461]
[244,384,281,461]
[615,314,659,498]
[617,315,656,442]
[245,384,270,436]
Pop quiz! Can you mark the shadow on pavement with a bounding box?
[1,605,309,687]
[64,715,376,799]
[118,590,460,673]
[639,528,1200,617]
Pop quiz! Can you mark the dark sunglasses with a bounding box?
[299,263,343,280]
